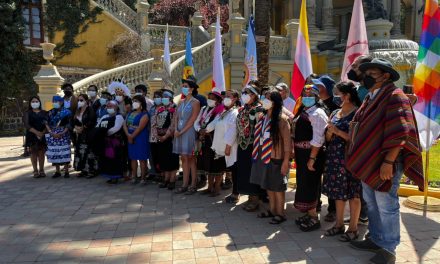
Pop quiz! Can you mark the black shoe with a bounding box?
[86,172,97,179]
[107,179,118,184]
[370,249,396,264]
[221,179,232,190]
[52,172,61,178]
[350,238,381,252]
[167,182,175,190]
[317,200,322,212]
[159,181,169,188]
[77,171,86,178]
[64,172,70,178]
[131,177,141,184]
[196,180,207,190]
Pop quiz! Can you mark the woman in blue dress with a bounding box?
[173,77,201,194]
[322,82,362,241]
[123,95,150,184]
[45,95,72,178]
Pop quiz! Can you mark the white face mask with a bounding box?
[115,95,123,102]
[223,98,232,107]
[135,92,143,96]
[87,91,97,98]
[241,94,251,104]
[107,108,115,115]
[262,99,273,110]
[207,99,216,108]
[77,101,86,108]
[132,102,141,110]
[31,102,40,109]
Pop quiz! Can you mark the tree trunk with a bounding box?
[254,0,271,85]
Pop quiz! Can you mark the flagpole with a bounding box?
[424,101,432,211]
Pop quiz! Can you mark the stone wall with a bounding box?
[1,112,24,136]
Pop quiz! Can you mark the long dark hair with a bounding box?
[268,88,283,146]
[75,93,89,117]
[336,81,361,107]
[28,95,42,111]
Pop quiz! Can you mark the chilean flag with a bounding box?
[340,0,369,81]
[291,0,313,100]
[212,9,226,92]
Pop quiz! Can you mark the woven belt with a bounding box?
[294,141,311,149]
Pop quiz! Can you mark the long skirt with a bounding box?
[236,145,264,196]
[156,138,180,172]
[99,135,126,179]
[74,132,98,173]
[294,147,325,212]
[45,127,71,165]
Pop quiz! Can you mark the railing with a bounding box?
[73,59,154,94]
[149,24,188,49]
[94,0,139,32]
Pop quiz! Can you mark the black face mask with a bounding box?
[64,90,72,97]
[363,75,377,90]
[347,69,361,82]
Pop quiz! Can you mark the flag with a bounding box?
[413,0,440,150]
[290,0,312,99]
[163,24,171,78]
[212,10,226,92]
[243,15,258,86]
[340,0,369,81]
[183,29,195,79]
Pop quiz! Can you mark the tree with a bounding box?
[254,0,271,84]
[107,31,148,66]
[0,1,41,111]
[150,0,229,32]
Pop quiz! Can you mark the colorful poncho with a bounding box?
[346,82,424,192]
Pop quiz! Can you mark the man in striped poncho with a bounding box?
[346,58,424,264]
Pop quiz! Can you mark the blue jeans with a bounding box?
[362,160,403,255]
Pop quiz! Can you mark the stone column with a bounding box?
[228,10,246,91]
[136,0,151,53]
[33,43,65,110]
[391,0,402,36]
[147,49,164,96]
[285,19,299,60]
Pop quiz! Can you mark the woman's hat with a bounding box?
[242,84,259,96]
[359,58,400,81]
[107,81,130,96]
[318,75,336,95]
[181,76,199,89]
[52,95,63,102]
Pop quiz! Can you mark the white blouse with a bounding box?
[305,105,328,147]
[208,108,239,167]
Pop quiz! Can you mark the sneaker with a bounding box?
[350,238,381,252]
[370,249,396,264]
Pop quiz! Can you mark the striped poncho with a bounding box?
[346,82,424,192]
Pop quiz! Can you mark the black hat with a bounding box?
[182,76,199,89]
[359,58,400,82]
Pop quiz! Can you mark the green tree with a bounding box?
[0,1,40,110]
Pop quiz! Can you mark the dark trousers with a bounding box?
[229,163,239,195]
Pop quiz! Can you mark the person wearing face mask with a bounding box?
[346,58,424,264]
[87,85,100,112]
[148,90,164,184]
[73,94,98,178]
[194,89,226,196]
[45,96,72,178]
[249,88,292,224]
[292,84,328,232]
[275,83,296,113]
[96,91,112,121]
[96,100,126,184]
[208,90,240,202]
[108,81,132,118]
[134,84,154,112]
[173,77,201,194]
[61,83,78,113]
[235,81,265,212]
[321,82,362,241]
[123,95,150,184]
[24,96,48,178]
[154,89,179,190]
[347,55,373,102]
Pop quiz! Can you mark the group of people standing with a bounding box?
[24,56,424,264]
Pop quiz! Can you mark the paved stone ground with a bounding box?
[0,136,439,264]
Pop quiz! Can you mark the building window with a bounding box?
[22,0,44,46]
